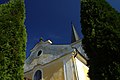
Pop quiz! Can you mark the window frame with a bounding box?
[37,50,43,57]
[33,69,43,80]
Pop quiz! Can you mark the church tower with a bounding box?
[24,24,89,80]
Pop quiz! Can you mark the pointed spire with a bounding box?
[71,22,80,43]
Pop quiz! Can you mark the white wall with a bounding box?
[63,54,75,80]
[75,58,89,80]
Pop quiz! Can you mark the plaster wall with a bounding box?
[24,52,89,80]
[75,57,89,80]
[25,55,65,80]
[63,54,76,80]
[43,61,64,80]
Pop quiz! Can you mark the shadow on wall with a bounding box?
[43,62,64,80]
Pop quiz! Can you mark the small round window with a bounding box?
[37,50,42,56]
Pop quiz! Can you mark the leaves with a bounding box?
[0,0,27,80]
[81,0,120,80]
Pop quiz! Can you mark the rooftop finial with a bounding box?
[40,37,44,42]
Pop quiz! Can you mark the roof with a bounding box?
[26,44,73,65]
[24,40,88,72]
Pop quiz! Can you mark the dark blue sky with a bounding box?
[0,0,120,58]
[25,0,81,57]
[25,0,120,58]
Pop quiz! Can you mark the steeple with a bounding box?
[71,22,80,43]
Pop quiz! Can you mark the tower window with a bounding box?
[34,70,42,80]
[37,50,42,56]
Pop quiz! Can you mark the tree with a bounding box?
[0,0,27,80]
[81,0,120,80]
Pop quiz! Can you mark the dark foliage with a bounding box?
[81,0,120,80]
[0,0,27,80]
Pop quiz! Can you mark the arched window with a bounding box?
[37,50,42,56]
[34,70,42,80]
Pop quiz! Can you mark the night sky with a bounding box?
[0,0,120,58]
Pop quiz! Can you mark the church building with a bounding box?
[24,24,90,80]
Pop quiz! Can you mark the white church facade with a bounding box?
[24,24,90,80]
